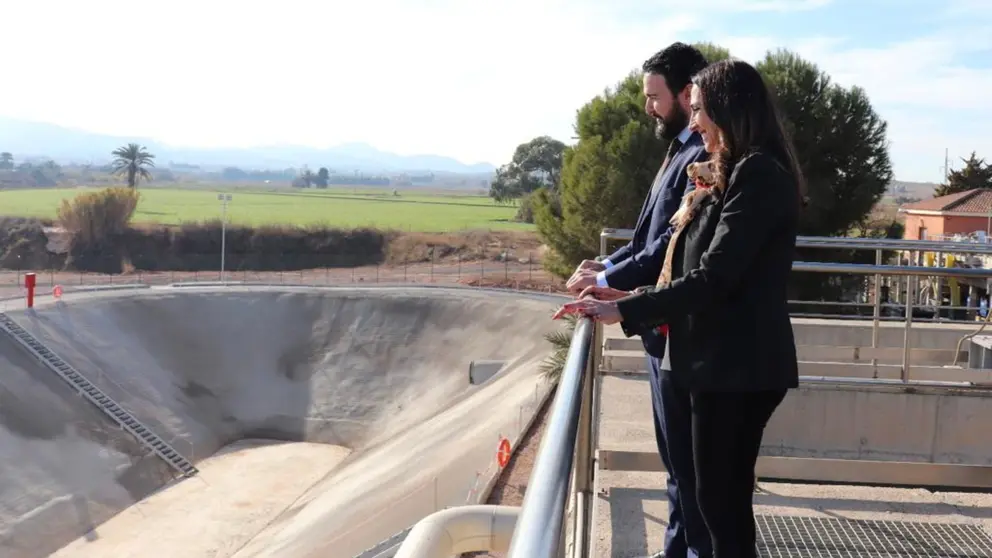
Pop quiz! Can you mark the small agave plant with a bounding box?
[540,313,578,382]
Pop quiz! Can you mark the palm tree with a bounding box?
[540,314,579,382]
[111,143,155,188]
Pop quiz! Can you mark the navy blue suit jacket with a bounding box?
[604,132,708,292]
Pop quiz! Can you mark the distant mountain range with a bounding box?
[0,117,497,174]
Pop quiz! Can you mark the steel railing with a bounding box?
[505,317,596,558]
[599,229,992,381]
[600,229,992,256]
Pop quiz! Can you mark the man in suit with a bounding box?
[565,42,711,558]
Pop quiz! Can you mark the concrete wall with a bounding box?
[764,383,992,465]
[903,213,943,240]
[764,319,992,465]
[791,318,976,350]
[0,335,174,558]
[1,287,565,558]
[11,290,561,461]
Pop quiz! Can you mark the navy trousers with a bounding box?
[648,354,712,558]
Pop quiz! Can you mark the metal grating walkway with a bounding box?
[756,515,992,558]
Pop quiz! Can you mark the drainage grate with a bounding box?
[755,515,992,558]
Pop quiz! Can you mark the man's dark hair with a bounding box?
[642,42,709,95]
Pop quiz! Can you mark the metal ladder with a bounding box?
[0,312,198,478]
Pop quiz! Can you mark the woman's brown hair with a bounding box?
[690,59,808,206]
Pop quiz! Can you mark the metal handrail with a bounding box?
[793,261,992,279]
[796,236,992,254]
[601,228,992,255]
[505,318,594,558]
[598,228,992,380]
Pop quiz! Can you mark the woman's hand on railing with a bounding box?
[552,298,622,324]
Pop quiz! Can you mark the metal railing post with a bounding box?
[902,275,915,382]
[871,248,882,373]
[934,251,943,321]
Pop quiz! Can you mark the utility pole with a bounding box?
[217,194,232,282]
[943,148,950,183]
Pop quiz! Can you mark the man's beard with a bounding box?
[654,104,688,141]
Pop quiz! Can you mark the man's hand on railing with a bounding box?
[576,285,631,302]
[577,259,605,272]
[565,260,605,294]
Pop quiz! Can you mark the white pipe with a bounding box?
[393,505,519,558]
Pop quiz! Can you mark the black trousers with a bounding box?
[651,359,711,558]
[691,389,787,558]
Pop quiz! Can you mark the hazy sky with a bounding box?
[2,0,990,182]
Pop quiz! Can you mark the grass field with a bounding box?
[0,186,531,231]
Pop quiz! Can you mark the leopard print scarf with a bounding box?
[656,186,717,288]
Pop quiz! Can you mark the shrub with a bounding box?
[540,313,578,382]
[57,187,139,244]
[123,222,389,272]
[57,188,140,273]
[515,191,538,224]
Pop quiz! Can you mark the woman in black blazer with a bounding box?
[555,59,805,557]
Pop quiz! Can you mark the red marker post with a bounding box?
[24,273,36,309]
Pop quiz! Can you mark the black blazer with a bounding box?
[616,151,800,392]
[603,133,708,291]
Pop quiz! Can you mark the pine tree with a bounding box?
[934,152,992,197]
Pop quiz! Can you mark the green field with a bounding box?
[0,186,532,232]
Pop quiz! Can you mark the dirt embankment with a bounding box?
[0,216,548,275]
